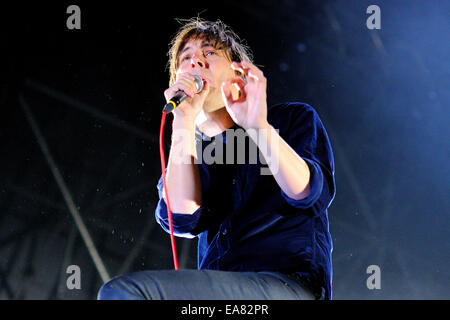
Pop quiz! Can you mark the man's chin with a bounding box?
[202,101,225,113]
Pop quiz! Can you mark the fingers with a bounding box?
[164,73,197,101]
[176,73,197,97]
[221,77,246,105]
[231,61,266,83]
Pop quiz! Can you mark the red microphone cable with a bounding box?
[159,75,203,270]
[159,109,179,270]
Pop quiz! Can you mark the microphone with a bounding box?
[163,75,204,113]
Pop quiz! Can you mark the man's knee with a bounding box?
[97,274,145,300]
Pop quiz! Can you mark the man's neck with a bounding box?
[196,107,236,138]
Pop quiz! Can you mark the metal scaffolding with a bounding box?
[0,78,195,299]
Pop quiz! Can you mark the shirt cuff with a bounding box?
[155,196,203,238]
[280,157,324,210]
[155,173,203,238]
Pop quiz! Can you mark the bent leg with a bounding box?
[97,269,315,300]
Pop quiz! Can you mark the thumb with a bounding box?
[199,80,210,98]
[191,80,209,107]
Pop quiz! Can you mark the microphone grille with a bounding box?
[193,75,204,93]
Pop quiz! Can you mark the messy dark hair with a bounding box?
[167,17,254,86]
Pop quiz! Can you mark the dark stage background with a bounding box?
[0,0,448,299]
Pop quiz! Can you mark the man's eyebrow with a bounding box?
[201,42,215,49]
[180,46,191,56]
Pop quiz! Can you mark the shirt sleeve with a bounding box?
[278,103,336,214]
[154,167,207,239]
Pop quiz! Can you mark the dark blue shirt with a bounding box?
[155,102,336,299]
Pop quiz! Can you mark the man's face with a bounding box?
[176,37,236,112]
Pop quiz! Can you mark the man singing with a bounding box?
[98,18,336,300]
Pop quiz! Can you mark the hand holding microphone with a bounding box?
[163,73,208,120]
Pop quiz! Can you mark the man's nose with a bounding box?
[190,55,207,68]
